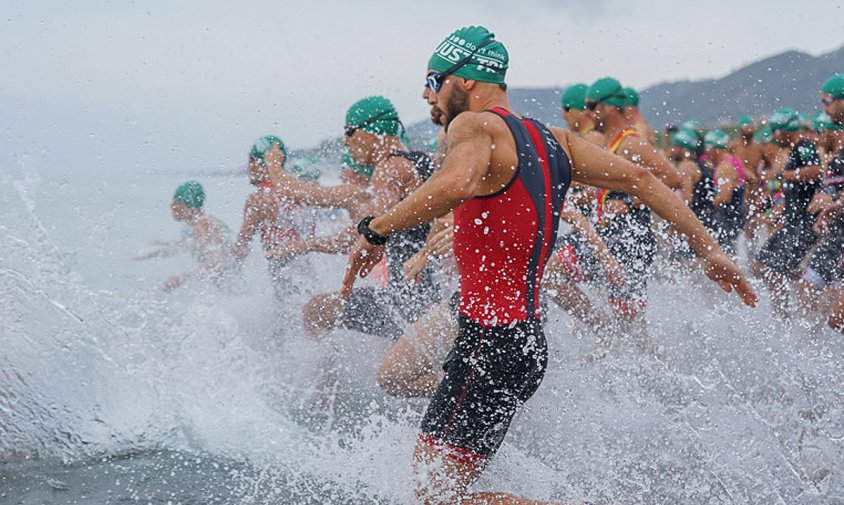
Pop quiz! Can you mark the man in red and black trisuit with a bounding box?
[342,26,756,505]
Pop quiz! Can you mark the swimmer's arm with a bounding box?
[303,228,358,254]
[559,128,756,307]
[621,137,683,190]
[270,168,360,209]
[368,113,489,236]
[562,131,715,253]
[264,144,361,209]
[675,160,697,204]
[232,194,266,260]
[560,208,614,267]
[782,163,822,182]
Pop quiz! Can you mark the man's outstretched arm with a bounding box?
[556,128,757,307]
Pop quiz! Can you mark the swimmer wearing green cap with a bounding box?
[668,129,716,233]
[233,135,368,298]
[302,95,441,403]
[155,181,238,291]
[620,86,657,145]
[586,77,682,191]
[730,115,764,174]
[731,121,774,260]
[341,25,755,505]
[560,83,604,146]
[585,77,683,322]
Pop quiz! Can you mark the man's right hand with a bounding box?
[702,251,757,307]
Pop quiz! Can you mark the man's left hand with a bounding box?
[340,236,385,298]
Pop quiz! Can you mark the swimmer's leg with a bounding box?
[412,439,574,505]
[301,293,345,411]
[376,296,457,398]
[303,292,345,340]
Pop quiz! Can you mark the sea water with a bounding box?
[1,155,843,504]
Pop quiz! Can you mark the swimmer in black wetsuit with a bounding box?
[586,76,682,323]
[303,96,440,344]
[753,108,823,316]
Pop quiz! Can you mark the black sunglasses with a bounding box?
[425,37,497,93]
[562,106,572,112]
[345,110,397,137]
[586,101,598,111]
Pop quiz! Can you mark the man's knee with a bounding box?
[375,357,401,396]
[376,341,423,397]
[303,293,343,335]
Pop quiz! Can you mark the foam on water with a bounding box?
[1,157,844,504]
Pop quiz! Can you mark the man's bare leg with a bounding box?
[412,439,575,505]
[302,293,345,410]
[376,297,457,398]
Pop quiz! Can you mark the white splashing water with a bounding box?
[1,156,843,505]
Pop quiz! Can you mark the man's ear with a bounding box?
[459,77,477,92]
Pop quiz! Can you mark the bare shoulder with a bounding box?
[445,111,501,146]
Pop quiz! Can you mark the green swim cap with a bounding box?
[342,150,374,179]
[754,126,773,144]
[173,181,205,209]
[586,77,627,108]
[346,96,403,137]
[622,87,640,108]
[704,129,730,150]
[289,156,321,182]
[813,111,833,131]
[671,129,699,151]
[562,83,588,110]
[737,115,754,127]
[428,26,508,84]
[768,108,801,132]
[681,120,703,134]
[822,74,844,99]
[251,135,287,164]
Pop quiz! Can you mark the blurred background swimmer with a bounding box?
[134,181,241,292]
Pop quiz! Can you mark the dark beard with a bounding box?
[443,86,469,131]
[430,106,444,126]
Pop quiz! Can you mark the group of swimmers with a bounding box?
[136,24,844,504]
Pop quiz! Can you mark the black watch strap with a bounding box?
[357,216,388,246]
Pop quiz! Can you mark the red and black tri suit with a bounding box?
[419,107,571,461]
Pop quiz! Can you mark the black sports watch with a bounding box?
[357,216,388,246]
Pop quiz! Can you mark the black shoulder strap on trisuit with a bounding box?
[391,150,435,181]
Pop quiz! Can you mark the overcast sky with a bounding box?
[2,0,843,174]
